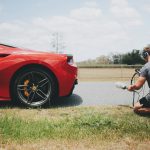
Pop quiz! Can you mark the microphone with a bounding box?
[115,82,127,90]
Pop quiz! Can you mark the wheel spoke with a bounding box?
[38,78,49,87]
[17,85,28,91]
[27,91,35,103]
[36,89,48,100]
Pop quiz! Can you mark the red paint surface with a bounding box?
[0,45,77,100]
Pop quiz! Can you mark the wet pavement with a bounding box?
[75,82,149,106]
[55,82,149,107]
[0,82,149,108]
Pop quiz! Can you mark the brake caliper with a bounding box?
[24,80,30,97]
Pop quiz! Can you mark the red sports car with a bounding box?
[0,44,78,107]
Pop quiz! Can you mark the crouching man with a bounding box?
[128,45,150,114]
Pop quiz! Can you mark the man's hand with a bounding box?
[127,85,136,91]
[128,76,146,91]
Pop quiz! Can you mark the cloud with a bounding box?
[143,4,150,13]
[110,0,142,26]
[70,7,102,21]
[0,1,144,61]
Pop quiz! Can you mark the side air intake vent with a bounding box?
[0,54,10,58]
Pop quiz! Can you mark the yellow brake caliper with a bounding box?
[24,80,30,97]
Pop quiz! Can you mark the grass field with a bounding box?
[0,67,149,150]
[78,68,136,82]
[0,106,149,150]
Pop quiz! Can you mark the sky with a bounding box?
[0,0,150,61]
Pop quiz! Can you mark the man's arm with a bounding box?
[128,76,146,91]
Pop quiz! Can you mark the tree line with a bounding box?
[78,49,145,65]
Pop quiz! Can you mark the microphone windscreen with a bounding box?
[115,82,127,89]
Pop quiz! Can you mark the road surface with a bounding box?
[0,82,148,108]
[55,82,149,107]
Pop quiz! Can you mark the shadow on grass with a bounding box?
[0,94,83,109]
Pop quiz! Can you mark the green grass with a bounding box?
[0,106,149,144]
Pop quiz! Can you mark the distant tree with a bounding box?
[51,32,66,53]
[121,49,144,65]
[96,55,111,64]
[78,49,145,65]
[111,54,122,64]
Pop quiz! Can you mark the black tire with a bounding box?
[11,67,57,107]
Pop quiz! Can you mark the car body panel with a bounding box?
[0,44,77,100]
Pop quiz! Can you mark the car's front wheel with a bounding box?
[12,67,56,107]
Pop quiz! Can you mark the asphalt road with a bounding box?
[74,82,133,106]
[54,82,149,107]
[0,82,148,108]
